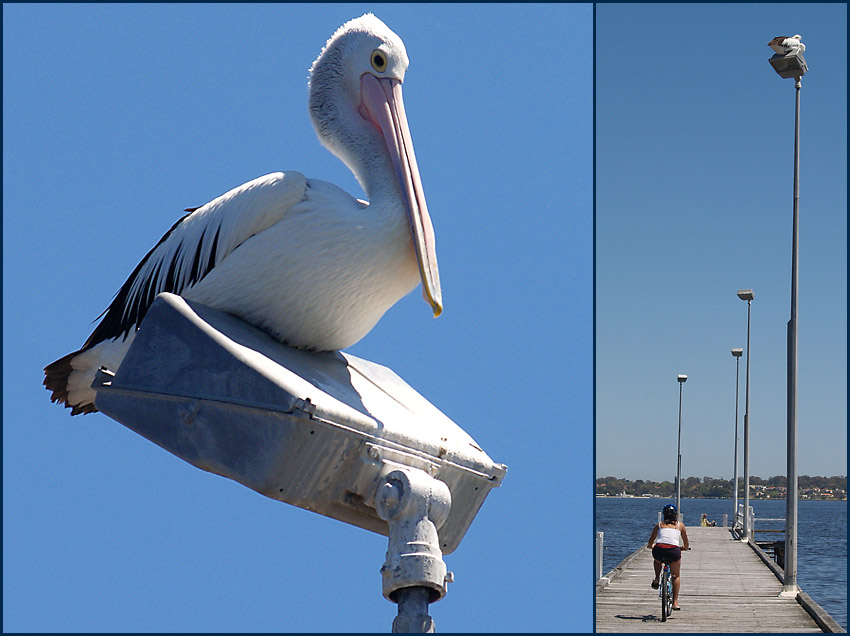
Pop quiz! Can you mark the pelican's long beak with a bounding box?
[359,73,442,317]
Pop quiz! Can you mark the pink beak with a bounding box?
[359,73,442,317]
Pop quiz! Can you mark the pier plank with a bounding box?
[596,526,825,632]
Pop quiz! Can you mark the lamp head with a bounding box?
[731,348,743,358]
[677,374,688,383]
[769,51,808,80]
[737,289,754,301]
[92,294,506,556]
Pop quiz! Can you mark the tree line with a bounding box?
[596,475,847,499]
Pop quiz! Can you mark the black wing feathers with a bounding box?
[83,210,221,350]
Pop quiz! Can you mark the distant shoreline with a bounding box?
[596,475,847,501]
[595,494,848,501]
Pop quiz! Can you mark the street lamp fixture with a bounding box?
[768,36,807,598]
[738,289,753,542]
[731,348,743,529]
[676,374,687,518]
[769,50,808,80]
[91,294,507,630]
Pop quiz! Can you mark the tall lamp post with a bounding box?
[731,348,743,528]
[737,289,754,541]
[676,374,687,518]
[769,37,807,596]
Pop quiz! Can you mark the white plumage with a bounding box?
[45,13,441,415]
[768,34,805,55]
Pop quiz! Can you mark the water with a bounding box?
[595,497,847,629]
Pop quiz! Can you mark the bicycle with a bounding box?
[658,557,674,621]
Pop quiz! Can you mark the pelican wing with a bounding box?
[83,171,307,349]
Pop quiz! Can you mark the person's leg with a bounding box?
[670,559,682,608]
[652,558,661,584]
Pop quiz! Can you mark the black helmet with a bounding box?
[662,504,678,520]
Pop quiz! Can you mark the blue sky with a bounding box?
[596,3,846,482]
[4,3,592,633]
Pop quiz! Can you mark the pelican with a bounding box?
[767,34,805,55]
[44,13,441,415]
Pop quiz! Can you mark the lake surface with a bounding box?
[596,497,847,629]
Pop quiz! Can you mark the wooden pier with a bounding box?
[596,526,842,632]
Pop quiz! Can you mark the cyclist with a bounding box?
[647,503,690,610]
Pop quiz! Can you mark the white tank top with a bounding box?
[656,523,682,546]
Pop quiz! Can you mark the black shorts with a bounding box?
[652,545,682,563]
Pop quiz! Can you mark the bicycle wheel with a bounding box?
[660,566,671,621]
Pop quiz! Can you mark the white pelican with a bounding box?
[44,13,441,415]
[767,34,805,55]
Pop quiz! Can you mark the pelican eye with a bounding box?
[370,50,387,73]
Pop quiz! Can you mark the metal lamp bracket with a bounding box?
[375,467,452,633]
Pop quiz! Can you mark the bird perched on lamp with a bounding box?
[768,34,805,55]
[43,13,443,415]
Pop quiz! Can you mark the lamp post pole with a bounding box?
[783,71,803,597]
[768,40,807,595]
[731,348,743,528]
[737,290,754,541]
[676,374,687,518]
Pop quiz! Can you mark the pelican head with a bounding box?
[308,13,441,317]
